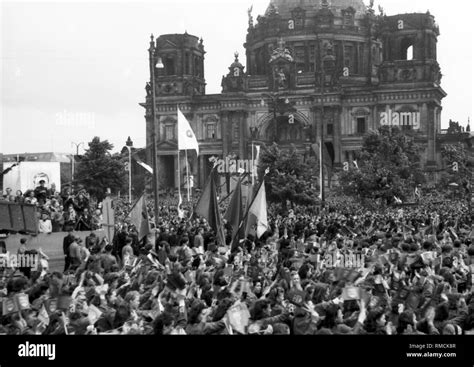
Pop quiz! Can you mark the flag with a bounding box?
[88,304,103,325]
[128,194,151,240]
[254,145,261,178]
[101,196,115,243]
[255,145,261,162]
[340,225,355,237]
[133,156,153,174]
[2,298,19,315]
[195,170,225,246]
[177,108,199,155]
[244,182,254,213]
[178,193,184,219]
[224,176,244,248]
[226,301,250,334]
[38,304,50,326]
[311,141,332,168]
[245,181,268,239]
[15,293,30,310]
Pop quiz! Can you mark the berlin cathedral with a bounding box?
[141,0,446,191]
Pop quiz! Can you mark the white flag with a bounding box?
[255,145,261,162]
[178,108,199,155]
[178,193,184,219]
[247,181,268,238]
[134,156,153,174]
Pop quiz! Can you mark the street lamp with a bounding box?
[149,34,164,223]
[71,141,84,192]
[316,40,336,209]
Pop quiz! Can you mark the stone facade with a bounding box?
[141,0,446,190]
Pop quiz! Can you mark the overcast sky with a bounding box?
[1,0,472,155]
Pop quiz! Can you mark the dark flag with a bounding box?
[224,176,244,249]
[128,193,150,240]
[311,142,333,168]
[195,169,226,246]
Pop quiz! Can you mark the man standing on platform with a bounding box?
[63,229,75,271]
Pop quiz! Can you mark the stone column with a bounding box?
[420,102,428,134]
[426,103,436,165]
[242,111,250,159]
[198,154,205,189]
[221,111,229,159]
[333,107,342,164]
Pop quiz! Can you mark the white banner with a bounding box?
[3,162,61,194]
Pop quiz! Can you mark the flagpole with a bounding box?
[177,149,181,204]
[319,45,325,209]
[251,141,254,186]
[177,104,181,209]
[185,149,190,202]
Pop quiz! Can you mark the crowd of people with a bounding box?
[0,183,473,335]
[1,182,104,233]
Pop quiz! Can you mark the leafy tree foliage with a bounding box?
[75,137,126,201]
[438,143,472,198]
[258,143,320,208]
[338,126,425,204]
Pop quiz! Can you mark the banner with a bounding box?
[3,162,61,194]
[0,202,38,233]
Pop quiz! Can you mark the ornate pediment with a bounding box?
[156,140,178,151]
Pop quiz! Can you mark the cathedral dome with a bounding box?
[265,0,367,17]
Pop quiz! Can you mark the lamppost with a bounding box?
[123,137,133,203]
[71,141,84,192]
[319,64,326,208]
[148,34,164,222]
[316,39,336,209]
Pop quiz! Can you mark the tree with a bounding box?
[258,143,319,209]
[438,143,471,196]
[75,137,126,201]
[338,126,425,204]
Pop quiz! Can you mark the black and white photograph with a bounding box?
[0,0,473,364]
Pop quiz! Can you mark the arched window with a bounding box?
[194,56,201,77]
[289,125,299,140]
[185,53,190,75]
[165,124,175,140]
[400,38,414,61]
[206,123,216,140]
[406,46,413,61]
[356,117,366,135]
